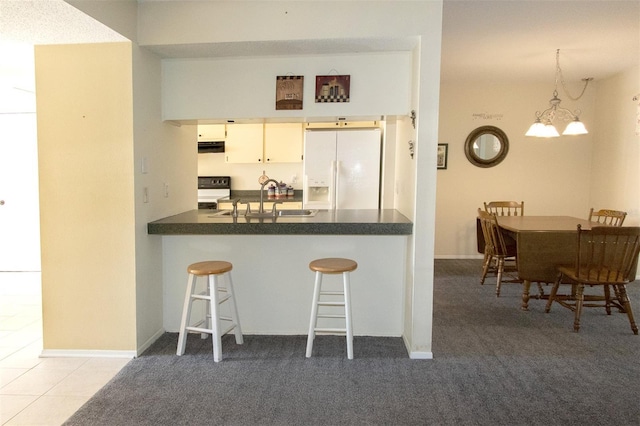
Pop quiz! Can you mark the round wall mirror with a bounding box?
[464,126,509,168]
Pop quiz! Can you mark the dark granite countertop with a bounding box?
[148,209,412,235]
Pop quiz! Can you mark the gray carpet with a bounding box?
[64,259,640,425]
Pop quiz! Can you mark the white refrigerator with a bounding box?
[303,129,381,209]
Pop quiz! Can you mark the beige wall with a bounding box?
[36,42,137,352]
[590,66,640,225]
[435,67,640,257]
[435,81,596,258]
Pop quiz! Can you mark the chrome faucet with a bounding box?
[258,178,280,214]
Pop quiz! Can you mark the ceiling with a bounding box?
[440,0,639,83]
[1,0,639,90]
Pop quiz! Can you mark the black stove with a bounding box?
[197,176,231,209]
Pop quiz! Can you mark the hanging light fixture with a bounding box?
[525,49,593,138]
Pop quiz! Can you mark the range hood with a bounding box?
[198,141,225,153]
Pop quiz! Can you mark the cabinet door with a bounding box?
[264,123,303,163]
[225,123,264,163]
[197,124,226,141]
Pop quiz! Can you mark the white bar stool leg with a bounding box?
[343,271,353,360]
[306,271,323,358]
[176,273,196,356]
[202,276,211,339]
[225,272,244,344]
[209,274,222,362]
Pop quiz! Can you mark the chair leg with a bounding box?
[603,285,612,315]
[306,271,323,358]
[343,271,353,360]
[480,253,491,285]
[545,274,562,313]
[177,273,197,356]
[573,284,585,333]
[612,285,625,312]
[495,258,504,297]
[617,285,638,335]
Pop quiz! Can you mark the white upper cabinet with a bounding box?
[264,123,303,163]
[225,123,303,164]
[225,123,264,163]
[197,124,226,141]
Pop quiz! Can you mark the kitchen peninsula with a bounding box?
[149,209,412,339]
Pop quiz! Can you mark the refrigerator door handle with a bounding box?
[331,160,338,210]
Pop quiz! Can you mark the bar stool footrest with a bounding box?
[314,327,347,334]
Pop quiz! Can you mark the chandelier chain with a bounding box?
[555,49,591,101]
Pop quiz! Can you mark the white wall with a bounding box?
[435,81,597,258]
[138,1,427,47]
[162,53,411,121]
[145,0,443,358]
[132,44,197,354]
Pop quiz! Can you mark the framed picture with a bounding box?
[437,144,448,169]
[276,75,304,110]
[315,75,350,103]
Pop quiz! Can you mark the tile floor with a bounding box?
[0,272,130,425]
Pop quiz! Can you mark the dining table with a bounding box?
[496,215,596,310]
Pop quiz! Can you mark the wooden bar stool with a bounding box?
[176,261,243,362]
[306,257,358,359]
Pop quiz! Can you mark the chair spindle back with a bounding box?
[576,225,640,283]
[484,201,524,217]
[588,208,627,227]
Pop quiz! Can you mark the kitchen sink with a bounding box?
[208,210,232,217]
[277,209,318,217]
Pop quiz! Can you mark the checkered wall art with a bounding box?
[315,75,350,103]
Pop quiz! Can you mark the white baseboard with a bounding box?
[136,328,166,357]
[409,351,434,359]
[402,334,433,359]
[40,349,136,359]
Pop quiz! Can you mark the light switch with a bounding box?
[143,187,149,203]
[164,183,169,198]
[141,157,148,174]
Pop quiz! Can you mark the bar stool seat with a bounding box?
[176,261,243,362]
[306,257,357,359]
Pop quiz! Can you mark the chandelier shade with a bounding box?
[526,50,592,138]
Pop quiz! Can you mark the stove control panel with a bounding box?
[198,176,231,189]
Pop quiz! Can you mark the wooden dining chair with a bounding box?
[587,208,627,302]
[588,208,627,226]
[481,201,523,280]
[477,209,520,297]
[484,201,524,217]
[545,225,640,334]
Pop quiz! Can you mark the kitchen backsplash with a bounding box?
[198,153,303,190]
